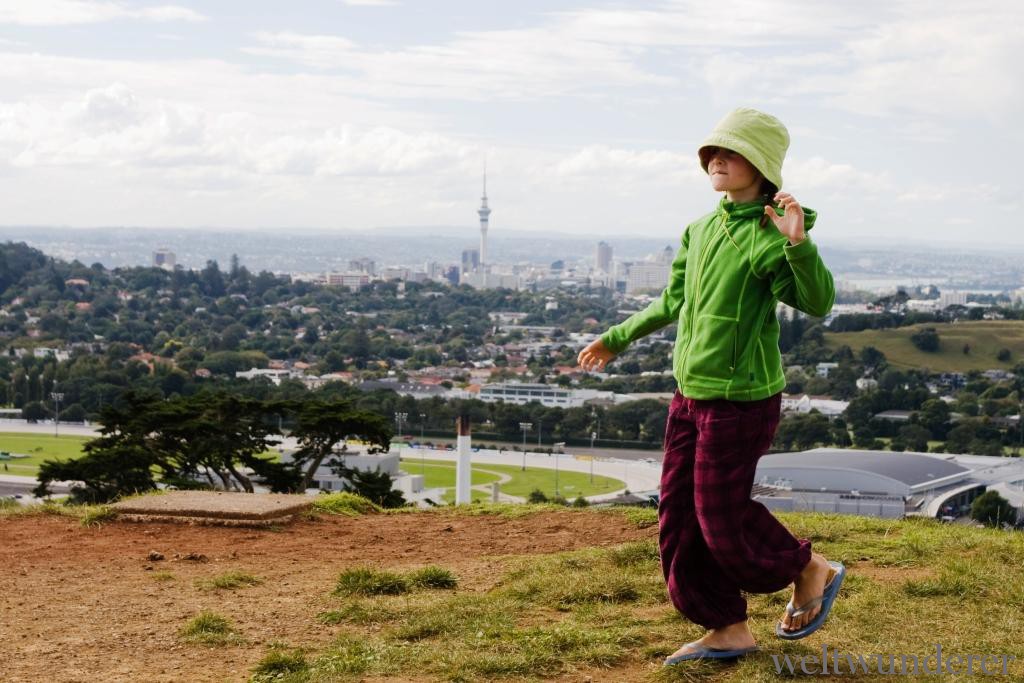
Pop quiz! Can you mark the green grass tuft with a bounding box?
[605,505,659,529]
[251,646,309,682]
[407,565,459,590]
[179,610,243,646]
[334,567,409,596]
[78,505,117,527]
[607,539,660,567]
[310,492,382,517]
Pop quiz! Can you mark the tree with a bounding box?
[916,399,951,440]
[774,412,832,451]
[200,260,226,297]
[527,488,548,503]
[945,422,977,454]
[910,327,940,352]
[329,459,405,508]
[35,439,157,504]
[895,424,931,452]
[22,401,48,422]
[288,400,391,491]
[997,348,1012,362]
[34,391,285,499]
[156,394,282,493]
[970,491,1017,528]
[35,391,162,502]
[859,346,886,371]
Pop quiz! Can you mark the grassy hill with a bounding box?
[3,500,1023,681]
[825,320,1024,372]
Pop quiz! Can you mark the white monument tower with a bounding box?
[455,416,472,504]
[477,170,490,270]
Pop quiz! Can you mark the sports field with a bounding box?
[400,456,624,502]
[0,433,90,477]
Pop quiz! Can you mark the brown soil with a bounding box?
[0,509,657,683]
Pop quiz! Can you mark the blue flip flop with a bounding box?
[775,561,846,640]
[663,641,759,665]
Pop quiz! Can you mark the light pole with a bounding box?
[591,409,601,441]
[393,413,405,446]
[50,392,64,437]
[1018,401,1022,456]
[590,431,596,483]
[554,450,559,497]
[419,413,426,474]
[519,422,532,471]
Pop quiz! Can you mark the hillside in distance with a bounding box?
[825,321,1024,373]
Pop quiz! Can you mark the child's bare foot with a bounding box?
[780,552,833,633]
[666,620,756,660]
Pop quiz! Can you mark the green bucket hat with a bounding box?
[698,107,789,191]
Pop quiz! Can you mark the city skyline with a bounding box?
[0,1,1020,244]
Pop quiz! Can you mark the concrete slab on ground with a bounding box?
[110,491,312,527]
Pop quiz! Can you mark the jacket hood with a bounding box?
[699,108,789,190]
[717,197,817,231]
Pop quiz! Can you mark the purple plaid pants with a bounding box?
[658,390,811,629]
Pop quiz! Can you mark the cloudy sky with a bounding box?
[0,0,1021,246]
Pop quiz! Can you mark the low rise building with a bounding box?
[781,394,849,417]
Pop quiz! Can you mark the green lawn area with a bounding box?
[0,433,91,477]
[400,456,624,502]
[825,320,1024,372]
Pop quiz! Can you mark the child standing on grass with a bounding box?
[577,108,845,665]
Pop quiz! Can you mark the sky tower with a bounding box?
[477,169,490,269]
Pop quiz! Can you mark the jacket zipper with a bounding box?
[679,211,730,369]
[730,326,738,373]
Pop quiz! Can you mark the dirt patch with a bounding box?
[0,509,655,682]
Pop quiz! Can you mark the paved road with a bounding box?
[1,475,70,498]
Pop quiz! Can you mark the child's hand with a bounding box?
[765,192,805,245]
[577,338,616,372]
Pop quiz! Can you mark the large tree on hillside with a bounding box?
[287,399,391,491]
[35,390,163,503]
[35,391,288,501]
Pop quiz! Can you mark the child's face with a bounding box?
[705,146,761,196]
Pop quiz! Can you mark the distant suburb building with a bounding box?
[624,248,673,293]
[595,241,612,273]
[477,382,625,408]
[153,248,175,270]
[326,273,370,291]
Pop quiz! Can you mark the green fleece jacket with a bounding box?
[601,197,835,401]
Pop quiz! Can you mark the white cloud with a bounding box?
[692,1,1024,121]
[0,83,475,180]
[243,24,675,101]
[340,0,398,6]
[0,0,1018,242]
[0,1,206,26]
[785,156,890,195]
